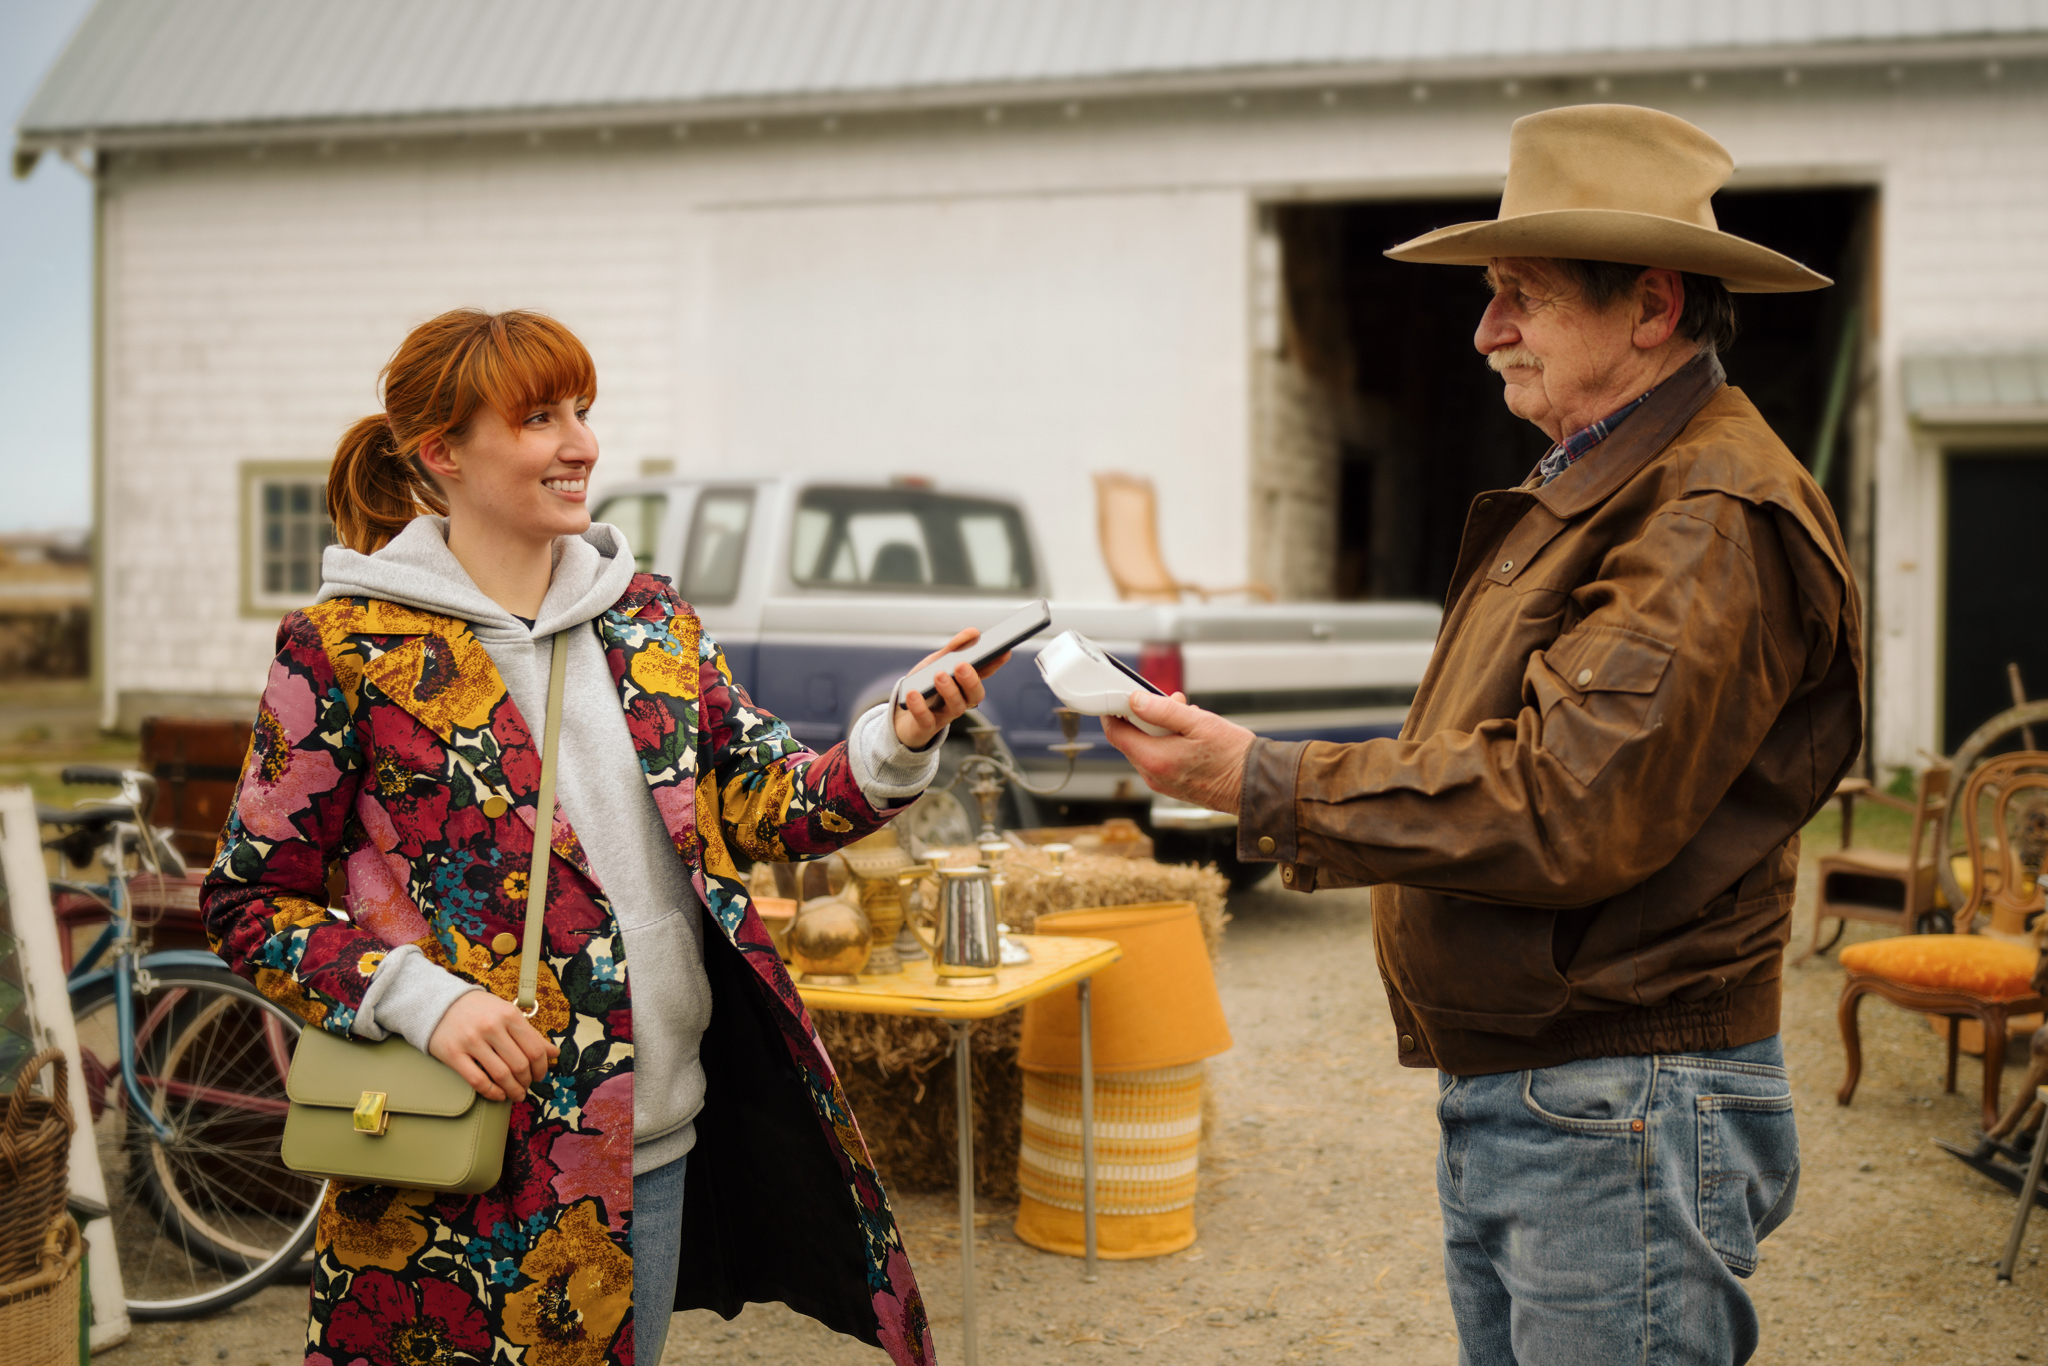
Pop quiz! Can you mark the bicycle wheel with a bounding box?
[70,965,325,1319]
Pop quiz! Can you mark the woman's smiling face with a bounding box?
[428,395,597,546]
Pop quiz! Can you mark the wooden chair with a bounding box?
[1953,751,2048,936]
[1092,472,1273,604]
[1799,764,1951,965]
[1836,755,2048,1131]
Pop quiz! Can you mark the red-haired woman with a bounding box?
[203,308,993,1366]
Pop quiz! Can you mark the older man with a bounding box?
[1109,106,1862,1365]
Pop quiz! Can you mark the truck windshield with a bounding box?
[791,487,1037,594]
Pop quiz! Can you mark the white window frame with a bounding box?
[240,461,336,616]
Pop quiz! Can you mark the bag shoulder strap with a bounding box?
[518,632,570,1015]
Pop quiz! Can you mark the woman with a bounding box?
[203,308,995,1366]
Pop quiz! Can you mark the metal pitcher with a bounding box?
[899,863,1002,984]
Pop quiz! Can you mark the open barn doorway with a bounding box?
[1250,186,1877,607]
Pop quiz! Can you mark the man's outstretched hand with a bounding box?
[1102,690,1257,814]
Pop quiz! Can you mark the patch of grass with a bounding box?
[1801,792,1916,857]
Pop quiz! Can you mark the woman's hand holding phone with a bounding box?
[894,627,1008,748]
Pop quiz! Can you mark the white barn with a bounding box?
[16,0,2048,769]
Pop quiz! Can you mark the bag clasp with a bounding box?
[353,1090,390,1136]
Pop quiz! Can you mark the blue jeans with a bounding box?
[1435,1036,1798,1366]
[635,1153,688,1365]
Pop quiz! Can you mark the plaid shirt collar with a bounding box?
[1531,385,1657,486]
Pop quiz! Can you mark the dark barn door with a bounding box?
[1945,451,2048,751]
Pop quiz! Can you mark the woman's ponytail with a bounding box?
[327,413,448,554]
[325,308,595,555]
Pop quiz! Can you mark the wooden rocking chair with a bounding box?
[1093,472,1273,604]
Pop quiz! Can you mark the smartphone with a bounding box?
[896,598,1052,708]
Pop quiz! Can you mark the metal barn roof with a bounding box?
[1903,352,2048,426]
[19,0,2048,147]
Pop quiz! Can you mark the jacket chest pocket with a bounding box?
[1529,628,1675,787]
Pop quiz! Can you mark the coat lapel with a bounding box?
[332,598,599,884]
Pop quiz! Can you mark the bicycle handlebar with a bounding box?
[61,765,132,787]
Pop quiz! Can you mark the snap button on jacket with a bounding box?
[1238,353,1864,1075]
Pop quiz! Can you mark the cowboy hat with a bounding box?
[1385,104,1829,293]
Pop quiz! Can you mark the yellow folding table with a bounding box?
[797,933,1122,1366]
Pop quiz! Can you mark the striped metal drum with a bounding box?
[1014,1063,1205,1259]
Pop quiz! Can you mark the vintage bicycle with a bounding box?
[48,765,323,1319]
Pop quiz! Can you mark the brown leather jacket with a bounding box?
[1237,353,1863,1074]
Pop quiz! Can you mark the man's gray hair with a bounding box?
[1556,259,1739,355]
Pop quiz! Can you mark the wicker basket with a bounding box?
[0,1050,75,1285]
[0,1214,83,1366]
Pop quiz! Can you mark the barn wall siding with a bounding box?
[99,66,2048,770]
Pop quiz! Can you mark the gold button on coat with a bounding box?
[1576,669,1593,687]
[482,796,510,819]
[1399,1034,1415,1051]
[1257,835,1276,855]
[492,932,518,955]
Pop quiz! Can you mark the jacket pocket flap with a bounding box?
[287,1029,481,1118]
[1540,628,1674,697]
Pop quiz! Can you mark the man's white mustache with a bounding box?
[1487,346,1544,373]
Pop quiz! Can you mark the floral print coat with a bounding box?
[202,574,934,1366]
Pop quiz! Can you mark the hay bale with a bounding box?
[993,846,1230,954]
[817,851,1228,1200]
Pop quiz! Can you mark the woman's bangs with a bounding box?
[465,314,598,429]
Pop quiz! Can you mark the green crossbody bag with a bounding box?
[280,631,568,1194]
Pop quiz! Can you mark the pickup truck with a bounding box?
[593,476,1439,884]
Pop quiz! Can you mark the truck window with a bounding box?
[791,487,1037,594]
[594,493,666,573]
[681,489,754,605]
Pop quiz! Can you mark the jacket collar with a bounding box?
[319,577,696,885]
[1531,349,1726,520]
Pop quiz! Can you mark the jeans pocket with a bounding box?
[1695,1088,1798,1277]
[1520,1056,1649,1134]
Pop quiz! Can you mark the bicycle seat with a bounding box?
[37,804,126,829]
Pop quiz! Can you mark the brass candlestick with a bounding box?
[838,831,918,975]
[949,708,1094,841]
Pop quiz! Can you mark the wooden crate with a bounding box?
[140,717,250,861]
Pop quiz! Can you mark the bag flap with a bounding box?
[288,1029,480,1119]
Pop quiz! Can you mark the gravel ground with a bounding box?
[99,832,2048,1364]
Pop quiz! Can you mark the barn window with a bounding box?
[241,462,336,614]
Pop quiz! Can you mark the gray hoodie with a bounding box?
[320,517,940,1172]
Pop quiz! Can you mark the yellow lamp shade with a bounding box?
[1019,901,1231,1073]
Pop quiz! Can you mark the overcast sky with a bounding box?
[1,0,96,532]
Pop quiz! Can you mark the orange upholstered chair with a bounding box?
[1836,934,2045,1130]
